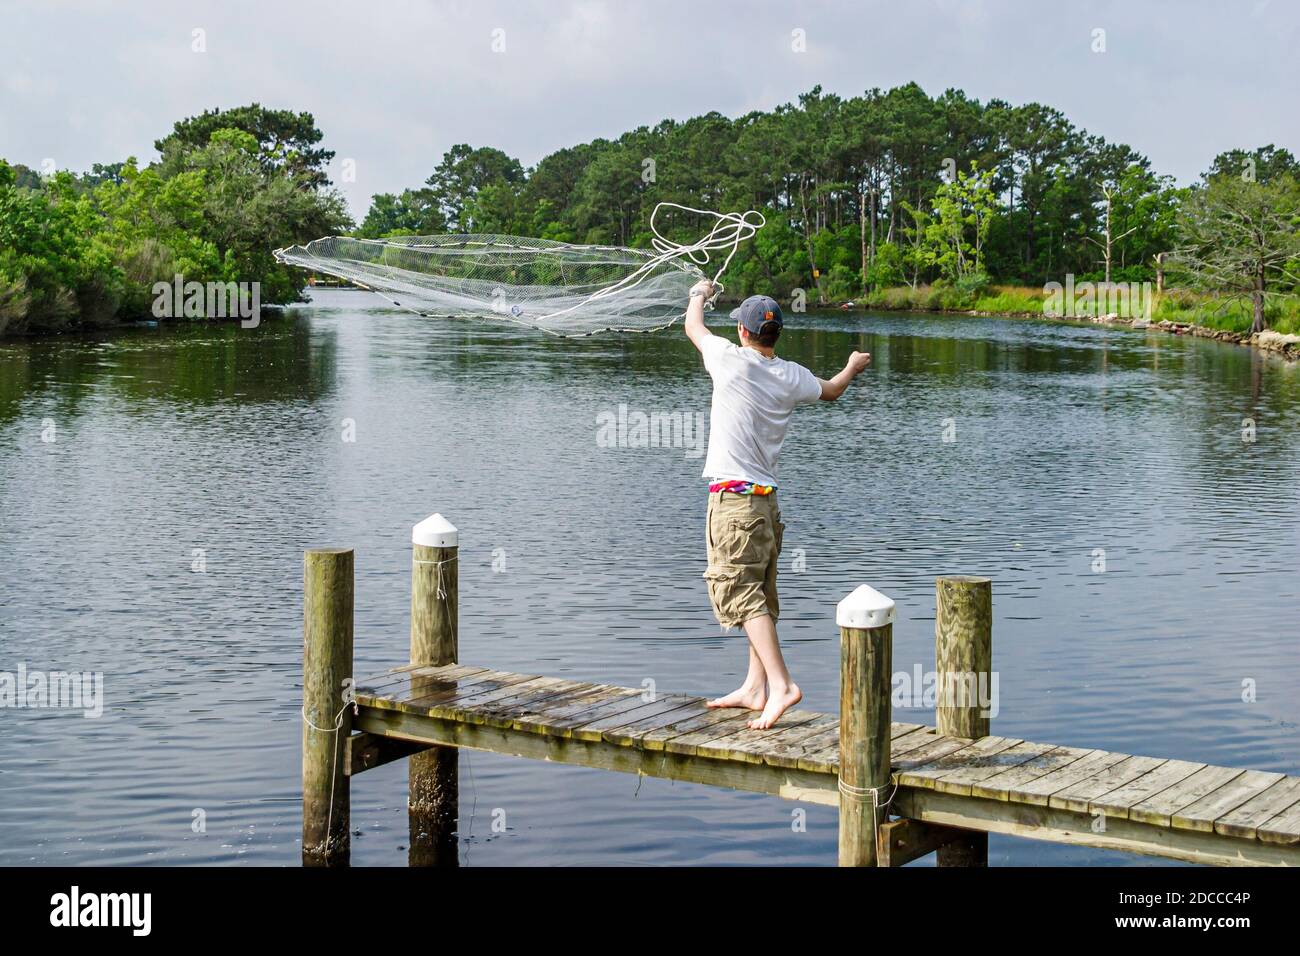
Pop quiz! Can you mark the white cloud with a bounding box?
[0,0,1295,220]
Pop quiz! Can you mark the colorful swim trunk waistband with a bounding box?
[709,480,776,496]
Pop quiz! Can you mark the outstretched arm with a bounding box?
[817,350,872,401]
[684,279,715,352]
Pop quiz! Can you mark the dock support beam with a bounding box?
[408,513,460,867]
[934,575,992,867]
[302,547,354,867]
[836,585,895,867]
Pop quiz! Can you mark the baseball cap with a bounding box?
[729,295,784,335]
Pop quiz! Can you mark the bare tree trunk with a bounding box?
[859,187,868,297]
[888,175,897,244]
[1155,252,1166,295]
[869,186,878,266]
[910,215,921,291]
[1253,266,1266,334]
[1103,191,1113,284]
[800,174,826,304]
[1090,186,1135,289]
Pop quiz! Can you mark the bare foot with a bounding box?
[747,683,801,729]
[706,685,767,710]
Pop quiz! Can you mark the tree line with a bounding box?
[3,87,1297,336]
[359,84,1299,331]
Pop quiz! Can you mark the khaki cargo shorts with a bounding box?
[703,490,785,629]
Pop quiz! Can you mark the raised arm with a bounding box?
[817,350,872,401]
[684,278,715,352]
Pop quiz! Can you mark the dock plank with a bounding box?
[1213,777,1300,841]
[892,727,944,757]
[695,712,832,766]
[933,740,1059,796]
[360,665,508,710]
[489,683,625,732]
[407,672,546,714]
[897,736,1022,790]
[892,733,976,774]
[1256,798,1300,846]
[1127,765,1246,828]
[753,717,849,770]
[1011,749,1131,807]
[356,664,490,696]
[794,739,842,774]
[636,706,749,751]
[487,681,619,715]
[493,681,637,733]
[586,695,706,743]
[1048,755,1166,814]
[598,700,715,747]
[567,693,703,742]
[663,711,758,755]
[1172,770,1286,833]
[443,677,593,723]
[969,745,1093,801]
[1088,759,1206,819]
[760,734,843,771]
[798,725,939,775]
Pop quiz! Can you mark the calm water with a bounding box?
[2,289,1298,866]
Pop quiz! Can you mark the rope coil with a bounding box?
[534,202,765,323]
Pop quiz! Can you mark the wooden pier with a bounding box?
[301,514,1300,867]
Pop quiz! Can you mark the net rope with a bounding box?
[274,203,765,337]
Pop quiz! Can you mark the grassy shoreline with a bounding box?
[816,284,1300,360]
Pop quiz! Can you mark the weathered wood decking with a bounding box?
[351,662,1300,867]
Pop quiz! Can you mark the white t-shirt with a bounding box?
[699,334,822,488]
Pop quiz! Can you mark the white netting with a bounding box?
[273,204,764,336]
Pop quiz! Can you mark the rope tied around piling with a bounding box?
[302,697,356,856]
[412,553,457,599]
[838,774,899,837]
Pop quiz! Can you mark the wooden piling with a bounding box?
[408,513,460,867]
[934,574,992,867]
[302,547,354,867]
[836,585,895,867]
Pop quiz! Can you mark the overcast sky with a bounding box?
[2,0,1297,219]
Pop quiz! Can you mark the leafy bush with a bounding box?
[954,270,991,299]
[863,242,905,290]
[0,112,351,336]
[822,264,860,302]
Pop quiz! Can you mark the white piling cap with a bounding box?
[412,513,458,548]
[836,584,895,629]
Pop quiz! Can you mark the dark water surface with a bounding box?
[2,289,1298,865]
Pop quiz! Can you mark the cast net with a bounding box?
[273,204,763,336]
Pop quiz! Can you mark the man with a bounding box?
[686,279,871,729]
